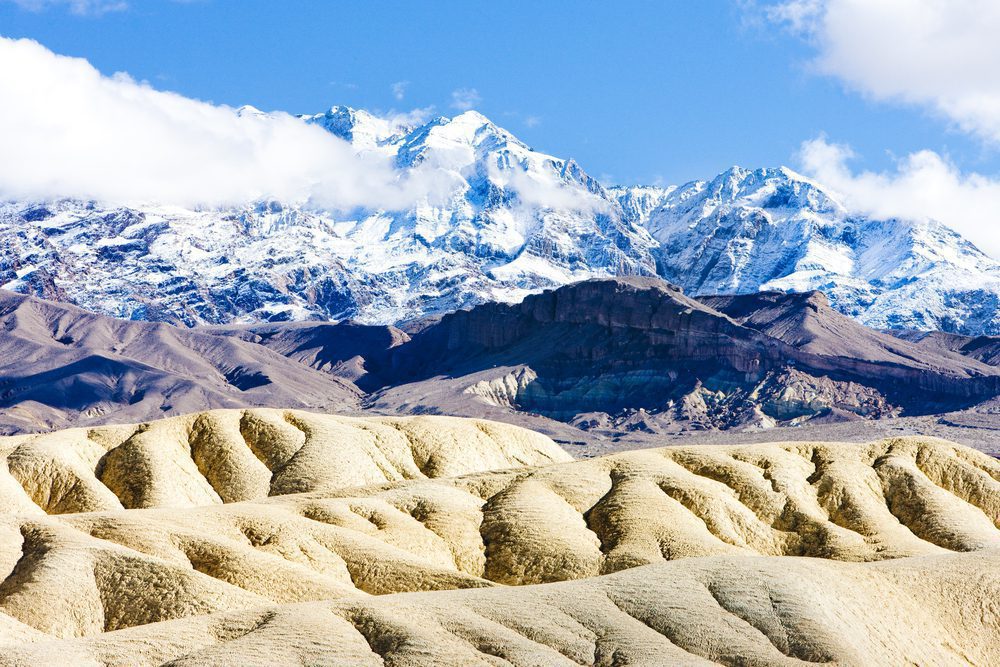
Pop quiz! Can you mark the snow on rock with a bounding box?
[0,108,656,326]
[623,166,1000,335]
[2,110,1000,334]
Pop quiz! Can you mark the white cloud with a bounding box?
[0,37,454,210]
[487,160,609,215]
[450,87,481,111]
[760,1,1000,258]
[3,0,127,14]
[524,115,541,128]
[764,0,821,32]
[390,80,408,101]
[798,136,1000,257]
[768,0,1000,144]
[382,106,436,128]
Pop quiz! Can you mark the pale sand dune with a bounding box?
[2,550,998,666]
[0,408,570,514]
[1,412,998,664]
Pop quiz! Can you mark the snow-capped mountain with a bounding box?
[2,107,1000,334]
[0,107,656,325]
[614,166,1000,334]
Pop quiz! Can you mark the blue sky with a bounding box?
[0,0,995,187]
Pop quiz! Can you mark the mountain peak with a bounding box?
[776,165,814,183]
[303,105,413,149]
[3,104,1000,336]
[432,109,517,146]
[235,104,267,118]
[450,109,491,125]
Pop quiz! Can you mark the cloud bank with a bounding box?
[769,0,1000,144]
[799,137,1000,256]
[765,1,1000,258]
[0,37,452,210]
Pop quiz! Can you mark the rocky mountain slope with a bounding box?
[5,279,1000,444]
[3,107,1000,333]
[0,290,362,433]
[892,328,1000,366]
[372,278,1000,433]
[618,166,1000,334]
[1,420,998,665]
[0,107,655,326]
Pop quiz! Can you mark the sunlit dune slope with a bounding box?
[0,422,995,645]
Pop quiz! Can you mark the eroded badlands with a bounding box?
[0,409,998,665]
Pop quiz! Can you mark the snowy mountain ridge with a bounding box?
[617,165,1000,333]
[2,106,1000,334]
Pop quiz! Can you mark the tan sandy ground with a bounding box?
[0,409,570,514]
[2,549,997,666]
[1,410,998,665]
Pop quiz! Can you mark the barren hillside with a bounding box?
[0,411,997,664]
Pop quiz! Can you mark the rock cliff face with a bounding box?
[386,278,1000,428]
[4,279,1000,435]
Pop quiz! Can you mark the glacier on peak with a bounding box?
[2,105,999,334]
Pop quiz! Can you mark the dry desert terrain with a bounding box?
[0,409,998,665]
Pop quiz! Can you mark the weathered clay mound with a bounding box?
[0,433,997,649]
[2,550,998,666]
[0,408,570,514]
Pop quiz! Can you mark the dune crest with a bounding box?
[0,409,569,514]
[1,412,998,664]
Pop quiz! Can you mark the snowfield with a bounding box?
[3,107,1000,334]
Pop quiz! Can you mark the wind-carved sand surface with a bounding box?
[0,409,998,665]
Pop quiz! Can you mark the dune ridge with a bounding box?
[0,408,569,514]
[2,550,998,666]
[1,410,998,664]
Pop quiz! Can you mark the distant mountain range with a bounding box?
[617,166,1000,334]
[4,279,1000,444]
[2,106,1000,333]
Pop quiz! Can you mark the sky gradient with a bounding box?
[0,0,995,187]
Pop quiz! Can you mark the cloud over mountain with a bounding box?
[764,0,1000,258]
[799,136,1000,257]
[0,37,452,210]
[770,0,1000,144]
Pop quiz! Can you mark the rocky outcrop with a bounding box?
[463,367,538,409]
[5,279,1000,435]
[388,278,1000,427]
